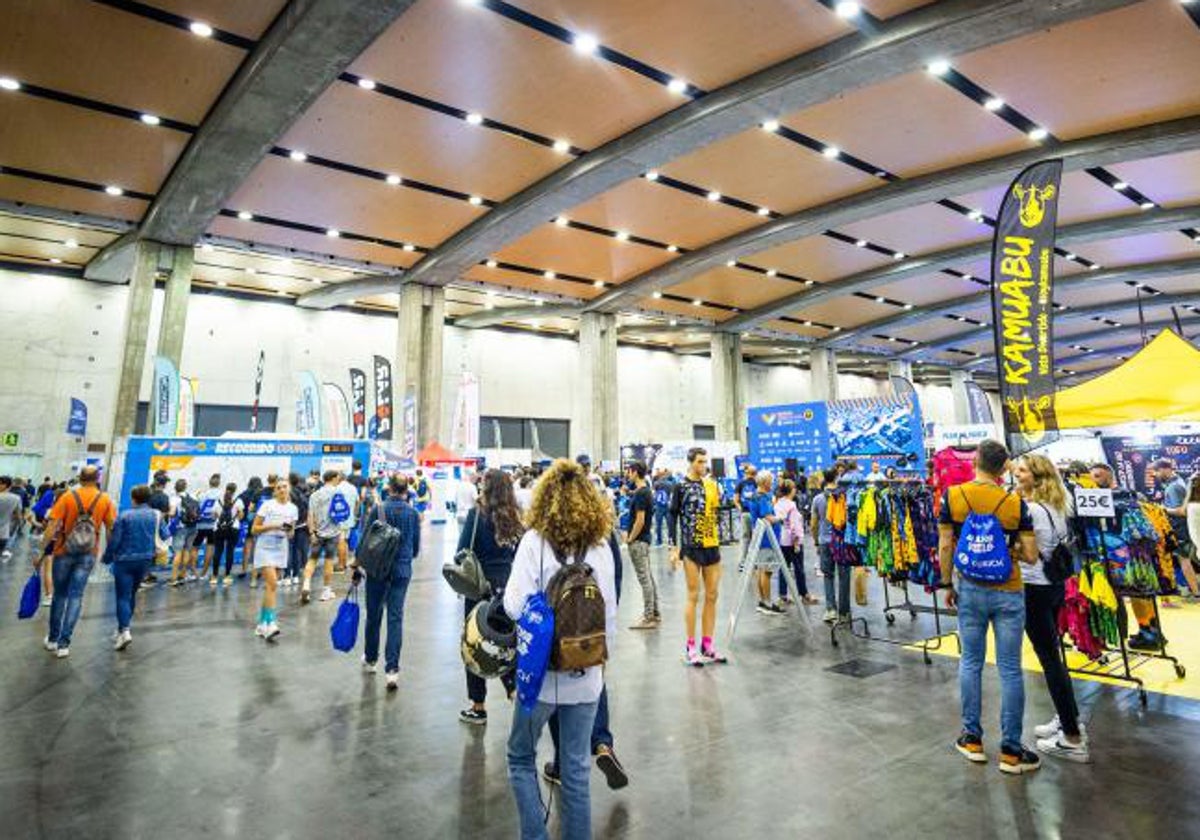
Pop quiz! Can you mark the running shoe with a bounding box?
[319,586,335,602]
[756,601,778,616]
[114,630,132,651]
[459,708,488,725]
[700,645,728,665]
[223,576,233,587]
[802,595,821,605]
[822,608,837,623]
[43,636,58,652]
[41,595,52,607]
[1033,716,1061,739]
[300,587,311,605]
[954,733,986,764]
[629,616,659,630]
[185,574,196,582]
[56,647,70,659]
[1036,733,1090,763]
[362,658,377,674]
[595,745,629,790]
[998,745,1041,775]
[254,624,266,638]
[209,577,218,587]
[684,644,704,667]
[263,623,281,642]
[385,671,399,691]
[1,549,12,561]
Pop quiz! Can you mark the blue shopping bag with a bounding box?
[329,584,360,653]
[514,591,554,713]
[17,573,40,620]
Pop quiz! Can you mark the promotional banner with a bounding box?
[1101,433,1200,496]
[295,371,323,438]
[349,367,368,439]
[151,355,180,437]
[66,398,88,437]
[250,350,265,433]
[450,372,481,453]
[373,355,393,440]
[991,158,1063,455]
[889,375,916,402]
[965,380,995,425]
[323,382,351,440]
[176,377,197,437]
[401,392,417,461]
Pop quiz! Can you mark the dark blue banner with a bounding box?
[66,398,87,437]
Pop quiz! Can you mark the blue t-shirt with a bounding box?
[811,492,833,546]
[747,492,780,549]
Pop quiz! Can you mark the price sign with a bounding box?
[1074,487,1114,518]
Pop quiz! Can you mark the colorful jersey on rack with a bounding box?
[668,476,721,551]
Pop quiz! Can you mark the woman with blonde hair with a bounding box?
[1013,453,1089,763]
[503,459,617,840]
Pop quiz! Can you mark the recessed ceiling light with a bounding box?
[666,78,688,95]
[402,243,415,252]
[544,270,556,279]
[216,280,227,287]
[822,146,840,159]
[757,207,770,216]
[805,279,815,286]
[554,215,570,227]
[1063,252,1076,260]
[692,299,703,306]
[357,77,377,90]
[552,139,571,154]
[484,300,494,310]
[766,269,777,277]
[465,112,483,125]
[893,252,905,261]
[246,267,257,275]
[644,170,659,182]
[468,195,483,206]
[961,273,974,281]
[1140,201,1156,210]
[831,326,842,332]
[535,298,545,307]
[762,119,780,132]
[615,230,630,241]
[1028,127,1049,142]
[1112,181,1128,191]
[386,174,401,186]
[326,228,340,238]
[289,150,307,162]
[967,209,983,221]
[573,33,599,54]
[802,320,813,327]
[237,210,253,220]
[104,185,124,196]
[904,303,914,310]
[666,244,678,253]
[726,260,737,267]
[1090,263,1102,270]
[652,291,663,299]
[593,280,605,288]
[485,259,498,268]
[926,59,951,76]
[706,190,721,202]
[0,77,21,91]
[201,242,213,252]
[65,238,78,248]
[668,319,678,326]
[855,239,868,248]
[485,290,497,298]
[835,1,861,18]
[189,21,214,37]
[983,97,1005,112]
[140,113,161,126]
[50,257,62,264]
[875,296,886,303]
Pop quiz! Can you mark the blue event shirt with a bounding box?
[747,492,781,549]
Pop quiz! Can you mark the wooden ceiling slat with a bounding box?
[141,0,288,40]
[0,175,147,221]
[665,267,804,311]
[492,225,676,284]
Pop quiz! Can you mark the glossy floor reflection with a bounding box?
[2,524,1198,839]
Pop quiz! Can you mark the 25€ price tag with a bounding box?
[1074,487,1114,518]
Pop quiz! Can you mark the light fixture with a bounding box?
[666,78,688,95]
[573,33,599,54]
[544,270,556,279]
[668,319,678,327]
[1112,181,1129,191]
[189,21,214,37]
[967,209,983,221]
[593,280,605,288]
[904,303,914,310]
[766,268,777,277]
[554,215,569,227]
[926,59,951,76]
[855,239,868,248]
[104,185,124,196]
[468,195,483,206]
[1090,263,1102,270]
[485,259,498,268]
[465,112,483,125]
[140,113,161,126]
[802,320,813,327]
[652,291,663,299]
[326,228,340,238]
[357,77,376,90]
[706,190,722,202]
[835,1,861,19]
[65,238,78,248]
[50,257,62,264]
[983,97,1004,112]
[831,326,842,333]
[761,119,780,132]
[875,296,886,303]
[201,242,213,253]
[1140,200,1156,210]
[535,298,545,307]
[1028,127,1049,141]
[246,267,257,275]
[216,280,227,287]
[289,150,307,162]
[822,145,840,159]
[805,279,815,286]
[893,252,905,261]
[692,299,703,306]
[1064,252,1076,260]
[552,139,571,154]
[961,273,974,281]
[402,243,415,252]
[757,207,770,216]
[644,170,659,182]
[0,77,21,91]
[615,230,630,242]
[726,259,737,267]
[386,174,401,186]
[237,210,253,220]
[666,244,678,253]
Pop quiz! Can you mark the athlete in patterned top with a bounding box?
[668,447,726,666]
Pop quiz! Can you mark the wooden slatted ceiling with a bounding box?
[782,296,894,329]
[460,264,601,301]
[860,0,939,19]
[0,213,118,249]
[2,0,246,125]
[836,202,990,257]
[1070,232,1200,269]
[206,215,420,271]
[490,225,676,285]
[505,0,851,92]
[952,171,1146,229]
[1107,150,1200,208]
[0,173,147,221]
[665,268,809,312]
[140,0,288,40]
[951,0,1200,142]
[763,319,827,340]
[870,272,988,308]
[737,236,891,284]
[347,0,680,150]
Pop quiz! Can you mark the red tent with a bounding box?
[416,441,477,466]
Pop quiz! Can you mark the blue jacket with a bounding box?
[105,506,159,563]
[375,496,421,579]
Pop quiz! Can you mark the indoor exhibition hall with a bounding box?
[3,1,1200,838]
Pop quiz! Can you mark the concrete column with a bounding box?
[950,369,973,425]
[887,360,913,383]
[809,347,839,402]
[110,241,160,449]
[395,284,446,447]
[577,312,619,463]
[710,332,745,448]
[155,246,195,368]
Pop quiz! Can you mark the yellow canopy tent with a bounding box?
[1053,329,1200,428]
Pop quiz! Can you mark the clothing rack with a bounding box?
[833,577,959,665]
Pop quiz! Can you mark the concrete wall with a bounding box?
[0,269,964,477]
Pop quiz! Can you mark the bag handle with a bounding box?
[468,505,479,551]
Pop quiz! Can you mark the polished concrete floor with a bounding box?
[2,525,1198,840]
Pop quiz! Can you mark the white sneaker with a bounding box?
[386,671,399,691]
[320,587,335,602]
[823,608,837,623]
[254,624,266,638]
[41,595,52,607]
[1,549,12,560]
[43,636,58,652]
[362,658,377,674]
[185,574,196,582]
[56,647,70,659]
[249,579,258,589]
[1036,733,1090,763]
[114,630,132,651]
[1033,716,1061,739]
[263,623,281,642]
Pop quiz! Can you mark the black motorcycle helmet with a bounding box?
[461,596,517,679]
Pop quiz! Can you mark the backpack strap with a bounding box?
[988,491,1010,517]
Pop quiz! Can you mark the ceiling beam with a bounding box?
[86,0,418,279]
[586,113,1200,314]
[719,203,1200,333]
[303,0,1138,309]
[452,305,570,329]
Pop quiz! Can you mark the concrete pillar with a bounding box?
[710,332,745,448]
[395,284,446,447]
[576,312,619,463]
[110,241,160,449]
[155,246,195,368]
[809,347,839,402]
[887,360,913,383]
[950,369,973,425]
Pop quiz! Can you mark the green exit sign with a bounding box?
[1,432,18,448]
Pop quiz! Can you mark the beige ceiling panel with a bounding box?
[508,0,850,91]
[665,267,806,311]
[860,0,938,18]
[0,95,188,193]
[742,234,893,283]
[839,202,989,257]
[462,265,595,301]
[871,272,989,307]
[207,216,418,270]
[952,170,1139,229]
[763,319,826,340]
[4,0,244,124]
[225,156,483,249]
[889,318,986,345]
[0,214,117,249]
[567,180,762,249]
[350,1,680,150]
[0,174,148,221]
[952,1,1200,142]
[0,232,91,266]
[279,84,565,201]
[660,127,880,215]
[1068,232,1200,269]
[492,225,676,283]
[787,296,895,328]
[1107,150,1200,209]
[195,249,361,286]
[144,0,288,40]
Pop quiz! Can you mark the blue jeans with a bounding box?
[549,684,612,763]
[957,579,1026,751]
[364,574,411,673]
[508,700,599,840]
[48,552,94,647]
[112,558,152,631]
[819,545,851,615]
[653,506,667,545]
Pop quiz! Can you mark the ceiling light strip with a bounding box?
[90,0,257,49]
[9,82,198,133]
[0,164,154,201]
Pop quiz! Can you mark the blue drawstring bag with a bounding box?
[953,489,1013,584]
[514,591,555,713]
[347,527,360,553]
[329,584,360,652]
[18,573,40,619]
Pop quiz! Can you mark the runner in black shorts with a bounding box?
[668,447,726,665]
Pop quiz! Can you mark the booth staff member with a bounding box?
[1151,458,1200,600]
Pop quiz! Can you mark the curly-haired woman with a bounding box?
[503,459,617,840]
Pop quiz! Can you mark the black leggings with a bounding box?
[778,544,809,598]
[1024,583,1081,738]
[211,531,238,577]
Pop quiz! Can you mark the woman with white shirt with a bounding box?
[250,480,297,642]
[1014,454,1089,764]
[503,459,617,840]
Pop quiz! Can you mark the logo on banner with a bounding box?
[67,398,88,437]
[152,356,180,437]
[373,355,393,440]
[349,368,367,439]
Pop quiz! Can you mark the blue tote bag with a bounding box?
[329,584,361,652]
[17,573,40,619]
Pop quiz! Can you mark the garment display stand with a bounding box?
[835,576,959,665]
[725,517,813,656]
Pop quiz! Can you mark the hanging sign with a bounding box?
[965,380,995,426]
[323,382,351,439]
[373,355,393,440]
[250,350,266,432]
[1073,487,1114,518]
[176,377,197,437]
[152,355,180,437]
[450,372,480,453]
[296,371,323,437]
[401,392,417,461]
[67,398,88,437]
[349,367,368,439]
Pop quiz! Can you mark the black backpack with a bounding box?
[1037,503,1076,584]
[180,494,200,526]
[357,504,402,582]
[216,496,237,534]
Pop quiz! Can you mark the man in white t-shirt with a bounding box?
[335,473,360,572]
[302,471,343,604]
[250,480,297,642]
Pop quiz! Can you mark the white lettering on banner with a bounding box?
[1074,487,1114,518]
